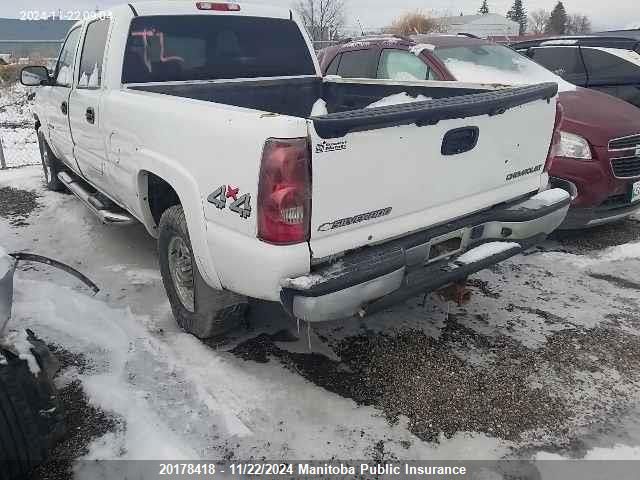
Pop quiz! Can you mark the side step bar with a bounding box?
[57,172,136,225]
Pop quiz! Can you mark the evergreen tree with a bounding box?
[478,0,490,15]
[507,0,527,35]
[545,1,568,34]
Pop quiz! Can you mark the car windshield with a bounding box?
[434,44,575,91]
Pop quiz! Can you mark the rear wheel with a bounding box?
[37,131,64,192]
[158,205,249,338]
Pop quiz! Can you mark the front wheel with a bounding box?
[37,131,64,192]
[158,205,248,338]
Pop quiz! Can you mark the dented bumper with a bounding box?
[280,188,570,322]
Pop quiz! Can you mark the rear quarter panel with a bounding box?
[102,89,311,296]
[94,4,319,298]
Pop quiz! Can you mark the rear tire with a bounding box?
[158,205,248,338]
[37,131,64,192]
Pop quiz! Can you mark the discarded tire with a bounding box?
[0,333,64,480]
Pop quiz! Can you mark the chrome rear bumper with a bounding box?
[281,189,570,322]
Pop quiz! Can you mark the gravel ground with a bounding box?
[549,217,640,253]
[29,348,118,480]
[231,215,640,458]
[0,185,40,226]
[232,319,640,448]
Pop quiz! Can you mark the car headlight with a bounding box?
[556,131,592,160]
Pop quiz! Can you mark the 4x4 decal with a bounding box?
[207,185,252,219]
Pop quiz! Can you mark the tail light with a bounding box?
[545,101,564,172]
[258,138,311,245]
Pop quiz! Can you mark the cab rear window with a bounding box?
[122,15,316,83]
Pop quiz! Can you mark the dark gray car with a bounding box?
[511,35,640,109]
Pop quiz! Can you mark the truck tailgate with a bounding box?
[307,83,558,258]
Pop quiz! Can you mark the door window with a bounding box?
[581,47,640,85]
[529,46,587,85]
[377,49,438,81]
[336,49,377,78]
[78,19,111,89]
[54,28,81,87]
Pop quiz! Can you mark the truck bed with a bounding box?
[129,77,560,259]
[127,77,521,119]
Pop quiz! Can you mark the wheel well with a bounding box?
[146,172,180,225]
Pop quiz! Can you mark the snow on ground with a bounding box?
[0,83,34,125]
[535,444,640,480]
[1,328,41,374]
[0,83,40,168]
[0,127,39,166]
[2,165,640,477]
[537,443,640,460]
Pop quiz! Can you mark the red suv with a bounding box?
[319,35,640,229]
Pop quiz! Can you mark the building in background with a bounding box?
[436,13,519,38]
[0,18,74,62]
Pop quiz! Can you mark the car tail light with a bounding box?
[545,101,564,172]
[196,2,241,11]
[258,138,311,245]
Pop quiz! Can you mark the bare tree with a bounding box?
[294,0,347,41]
[566,13,592,34]
[387,11,444,36]
[528,9,550,34]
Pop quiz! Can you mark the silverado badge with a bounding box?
[318,207,392,232]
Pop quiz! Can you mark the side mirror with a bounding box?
[20,65,50,86]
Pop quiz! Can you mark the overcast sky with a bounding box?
[3,0,638,31]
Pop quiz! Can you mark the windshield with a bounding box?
[122,15,316,83]
[434,44,575,91]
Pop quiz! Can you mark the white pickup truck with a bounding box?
[21,1,570,337]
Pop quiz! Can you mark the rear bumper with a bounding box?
[281,189,570,322]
